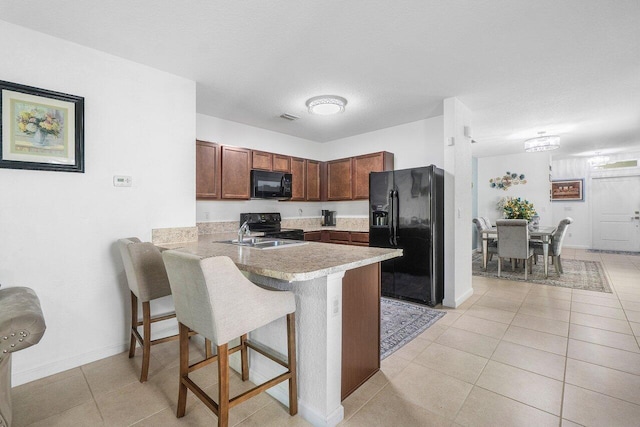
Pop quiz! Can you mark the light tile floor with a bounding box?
[12,249,640,426]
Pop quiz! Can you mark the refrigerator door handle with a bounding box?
[388,189,395,246]
[393,188,399,246]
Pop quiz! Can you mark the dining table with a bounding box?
[481,225,557,278]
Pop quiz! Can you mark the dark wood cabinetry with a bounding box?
[306,160,322,201]
[342,263,380,399]
[196,140,393,203]
[251,150,272,171]
[327,158,353,200]
[273,154,291,172]
[290,157,306,201]
[305,231,368,246]
[196,140,220,200]
[221,146,251,199]
[353,152,394,200]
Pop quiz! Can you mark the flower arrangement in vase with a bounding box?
[500,197,537,221]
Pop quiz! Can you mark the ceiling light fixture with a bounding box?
[588,152,610,167]
[306,95,347,115]
[524,132,560,152]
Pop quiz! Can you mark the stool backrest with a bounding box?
[118,238,172,302]
[162,251,296,346]
[496,219,530,259]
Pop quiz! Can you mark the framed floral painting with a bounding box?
[0,80,84,173]
[551,179,584,201]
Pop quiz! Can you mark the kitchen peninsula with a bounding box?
[161,235,402,427]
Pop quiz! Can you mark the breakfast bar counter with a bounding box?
[162,235,402,427]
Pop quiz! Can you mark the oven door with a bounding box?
[250,170,292,199]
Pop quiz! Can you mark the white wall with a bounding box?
[478,152,552,228]
[443,98,473,308]
[0,22,196,384]
[552,151,640,249]
[196,115,445,220]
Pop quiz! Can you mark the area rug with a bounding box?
[380,297,445,360]
[472,253,612,293]
[588,249,640,256]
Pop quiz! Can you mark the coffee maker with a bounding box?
[321,210,336,226]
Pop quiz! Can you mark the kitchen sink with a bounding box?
[219,237,308,250]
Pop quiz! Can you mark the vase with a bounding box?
[33,128,46,145]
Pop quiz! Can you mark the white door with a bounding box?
[592,176,640,251]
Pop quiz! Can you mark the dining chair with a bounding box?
[162,251,298,427]
[473,218,497,269]
[532,217,573,275]
[118,237,181,382]
[496,219,534,280]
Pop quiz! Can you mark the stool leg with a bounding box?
[240,334,249,381]
[287,313,298,415]
[205,338,213,359]
[140,301,151,382]
[217,343,230,427]
[177,323,189,418]
[129,292,138,358]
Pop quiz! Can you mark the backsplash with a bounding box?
[196,216,369,234]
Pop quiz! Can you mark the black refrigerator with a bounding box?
[369,165,444,307]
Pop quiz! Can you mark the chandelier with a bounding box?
[524,132,560,152]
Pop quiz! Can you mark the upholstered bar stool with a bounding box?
[162,251,297,427]
[118,237,182,382]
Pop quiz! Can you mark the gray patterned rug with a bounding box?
[380,297,445,360]
[472,253,612,293]
[588,249,640,256]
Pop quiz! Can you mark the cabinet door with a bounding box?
[221,146,251,199]
[290,157,306,201]
[304,231,322,242]
[353,152,394,200]
[273,154,291,172]
[251,150,273,171]
[329,231,351,244]
[196,140,220,199]
[327,158,353,200]
[350,232,370,246]
[306,160,321,201]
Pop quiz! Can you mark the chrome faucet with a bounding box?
[238,220,250,242]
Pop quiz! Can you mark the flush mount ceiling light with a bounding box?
[524,132,560,152]
[306,95,347,115]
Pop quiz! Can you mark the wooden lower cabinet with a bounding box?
[342,262,381,400]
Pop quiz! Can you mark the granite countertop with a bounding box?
[160,234,401,282]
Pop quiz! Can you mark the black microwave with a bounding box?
[250,170,292,199]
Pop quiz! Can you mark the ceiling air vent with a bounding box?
[280,113,300,121]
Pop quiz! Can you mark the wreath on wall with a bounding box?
[489,171,527,190]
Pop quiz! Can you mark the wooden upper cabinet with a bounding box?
[290,157,306,201]
[327,158,353,200]
[273,154,291,172]
[221,145,251,199]
[251,150,272,171]
[196,140,220,199]
[306,160,321,201]
[353,152,394,199]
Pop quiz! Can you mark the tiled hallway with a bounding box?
[12,249,640,426]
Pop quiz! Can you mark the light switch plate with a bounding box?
[113,175,132,187]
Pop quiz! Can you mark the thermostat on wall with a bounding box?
[113,175,132,187]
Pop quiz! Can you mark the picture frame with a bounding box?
[551,178,584,201]
[0,80,84,173]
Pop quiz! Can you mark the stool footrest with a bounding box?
[245,339,289,369]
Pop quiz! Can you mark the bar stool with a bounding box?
[161,251,297,427]
[117,237,181,382]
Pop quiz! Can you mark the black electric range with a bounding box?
[239,213,304,241]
